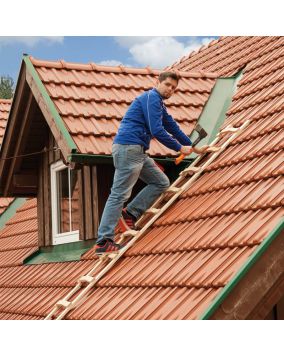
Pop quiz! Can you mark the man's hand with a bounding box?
[180,146,193,155]
[192,145,210,154]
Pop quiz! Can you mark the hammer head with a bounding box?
[191,123,208,146]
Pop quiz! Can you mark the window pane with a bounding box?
[56,168,70,234]
[56,167,80,234]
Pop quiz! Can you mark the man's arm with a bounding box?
[162,106,192,146]
[162,107,210,154]
[141,91,182,152]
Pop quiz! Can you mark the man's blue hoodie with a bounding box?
[113,88,192,152]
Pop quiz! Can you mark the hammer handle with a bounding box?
[175,139,199,165]
[175,153,185,165]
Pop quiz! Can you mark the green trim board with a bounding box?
[24,240,96,264]
[0,198,27,230]
[200,218,284,320]
[23,55,78,158]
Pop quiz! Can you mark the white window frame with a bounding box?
[50,160,79,245]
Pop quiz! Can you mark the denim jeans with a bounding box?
[97,144,170,243]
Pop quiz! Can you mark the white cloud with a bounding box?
[98,59,123,66]
[0,36,64,47]
[115,37,156,49]
[116,36,217,69]
[183,36,216,55]
[98,59,133,67]
[129,37,186,69]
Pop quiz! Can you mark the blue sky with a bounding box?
[0,36,218,84]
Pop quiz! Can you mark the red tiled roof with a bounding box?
[0,100,14,216]
[0,99,11,145]
[30,57,217,156]
[0,37,283,319]
[0,199,38,267]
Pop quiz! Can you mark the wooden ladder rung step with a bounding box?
[78,275,94,284]
[180,166,201,176]
[218,125,240,137]
[56,300,72,308]
[166,186,182,193]
[145,208,160,214]
[206,146,221,152]
[121,229,139,237]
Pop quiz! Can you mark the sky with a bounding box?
[0,36,218,83]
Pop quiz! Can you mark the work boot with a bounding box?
[118,208,137,232]
[95,238,122,255]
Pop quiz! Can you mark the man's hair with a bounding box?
[158,71,180,83]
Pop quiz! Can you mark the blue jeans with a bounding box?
[97,144,170,243]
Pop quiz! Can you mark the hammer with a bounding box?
[175,123,208,165]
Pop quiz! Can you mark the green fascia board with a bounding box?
[189,72,242,159]
[200,218,284,320]
[24,240,95,264]
[0,198,27,230]
[23,55,78,158]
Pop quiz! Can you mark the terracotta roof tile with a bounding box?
[0,99,11,145]
[30,57,217,157]
[0,199,38,267]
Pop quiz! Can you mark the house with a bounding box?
[0,36,283,319]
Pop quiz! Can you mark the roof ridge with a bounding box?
[29,56,217,79]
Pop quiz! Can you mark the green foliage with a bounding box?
[0,76,14,99]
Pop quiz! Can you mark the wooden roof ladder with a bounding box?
[45,120,250,320]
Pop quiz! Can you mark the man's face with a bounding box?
[156,77,178,99]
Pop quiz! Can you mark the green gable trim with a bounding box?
[24,240,95,264]
[23,55,78,159]
[189,72,243,159]
[0,198,27,230]
[200,218,284,320]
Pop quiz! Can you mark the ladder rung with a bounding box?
[121,229,139,237]
[206,146,221,152]
[166,186,181,193]
[78,275,94,284]
[145,208,160,214]
[56,300,72,308]
[218,125,240,136]
[180,166,201,176]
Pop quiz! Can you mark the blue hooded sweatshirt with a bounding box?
[113,88,192,152]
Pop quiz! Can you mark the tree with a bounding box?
[0,76,14,99]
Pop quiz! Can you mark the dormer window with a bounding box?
[50,160,79,245]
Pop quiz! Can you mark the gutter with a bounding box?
[200,218,284,319]
[23,55,78,160]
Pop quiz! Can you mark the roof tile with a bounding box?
[30,57,216,157]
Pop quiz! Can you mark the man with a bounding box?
[95,71,209,255]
